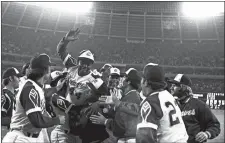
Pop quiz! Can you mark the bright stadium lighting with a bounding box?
[20,2,93,14]
[182,2,224,18]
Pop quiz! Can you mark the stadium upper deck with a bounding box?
[1,2,224,41]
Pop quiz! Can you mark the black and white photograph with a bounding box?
[1,1,224,143]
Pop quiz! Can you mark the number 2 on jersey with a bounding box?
[165,101,180,126]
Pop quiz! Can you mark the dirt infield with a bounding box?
[1,110,224,142]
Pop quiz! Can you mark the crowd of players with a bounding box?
[1,29,221,143]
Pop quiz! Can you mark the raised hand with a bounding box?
[98,88,121,107]
[65,28,80,41]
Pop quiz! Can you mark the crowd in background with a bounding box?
[1,26,224,93]
[2,26,224,67]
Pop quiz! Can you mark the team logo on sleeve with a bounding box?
[29,89,40,107]
[141,101,151,122]
[56,98,67,111]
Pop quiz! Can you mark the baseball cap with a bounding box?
[110,67,120,76]
[142,63,166,86]
[169,74,192,87]
[30,53,56,70]
[78,50,94,62]
[100,64,112,73]
[2,67,23,79]
[125,68,141,84]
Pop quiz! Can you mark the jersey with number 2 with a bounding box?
[137,90,188,143]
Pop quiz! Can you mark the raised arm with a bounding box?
[57,29,80,69]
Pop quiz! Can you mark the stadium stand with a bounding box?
[1,2,224,94]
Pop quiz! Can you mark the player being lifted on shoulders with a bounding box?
[51,29,109,143]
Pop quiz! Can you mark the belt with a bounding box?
[11,128,39,138]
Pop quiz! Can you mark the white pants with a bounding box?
[2,129,49,143]
[117,138,136,143]
[38,129,50,143]
[1,126,9,141]
[51,126,82,143]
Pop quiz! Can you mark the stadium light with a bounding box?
[182,2,224,18]
[21,2,93,14]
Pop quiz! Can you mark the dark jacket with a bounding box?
[180,97,221,143]
[107,90,141,139]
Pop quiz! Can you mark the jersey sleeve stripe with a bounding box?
[137,122,158,130]
[63,54,71,65]
[26,107,42,115]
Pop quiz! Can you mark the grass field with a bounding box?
[208,110,224,143]
[1,110,224,142]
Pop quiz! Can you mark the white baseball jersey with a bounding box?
[137,90,188,143]
[10,79,47,134]
[57,67,103,131]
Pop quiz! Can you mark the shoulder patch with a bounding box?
[141,101,151,122]
[56,97,67,111]
[29,88,40,107]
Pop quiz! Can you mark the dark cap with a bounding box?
[30,53,56,70]
[170,74,192,87]
[125,68,141,84]
[3,67,23,79]
[143,63,165,84]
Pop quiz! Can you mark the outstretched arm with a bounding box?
[57,29,80,69]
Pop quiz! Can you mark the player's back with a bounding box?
[157,90,188,142]
[10,80,45,133]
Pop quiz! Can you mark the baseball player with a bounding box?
[91,68,142,143]
[135,63,188,143]
[1,67,22,140]
[2,53,66,143]
[100,63,113,83]
[102,63,189,143]
[170,74,220,143]
[51,29,109,143]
